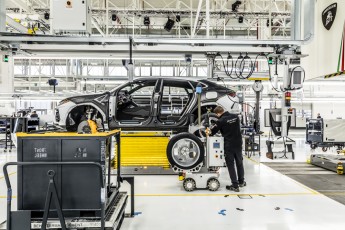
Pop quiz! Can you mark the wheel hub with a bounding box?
[171,139,201,169]
[210,182,217,189]
[180,146,190,155]
[186,182,193,189]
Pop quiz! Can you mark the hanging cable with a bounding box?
[219,52,237,79]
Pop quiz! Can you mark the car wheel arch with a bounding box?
[65,103,106,127]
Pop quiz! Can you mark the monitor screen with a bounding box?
[213,142,220,149]
[293,71,302,84]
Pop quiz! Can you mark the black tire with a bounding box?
[322,147,328,152]
[310,144,317,150]
[167,132,204,170]
[66,106,103,132]
[66,110,86,132]
[77,120,91,133]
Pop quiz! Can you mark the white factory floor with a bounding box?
[1,131,345,229]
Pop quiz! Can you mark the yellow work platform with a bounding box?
[114,131,171,169]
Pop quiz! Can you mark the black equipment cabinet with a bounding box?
[16,131,117,218]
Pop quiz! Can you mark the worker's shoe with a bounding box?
[239,181,247,187]
[226,185,240,192]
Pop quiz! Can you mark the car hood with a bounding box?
[66,93,105,104]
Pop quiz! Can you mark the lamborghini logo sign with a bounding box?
[322,3,337,30]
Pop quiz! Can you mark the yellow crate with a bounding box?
[114,132,171,168]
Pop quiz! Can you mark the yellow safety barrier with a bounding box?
[114,131,171,168]
[324,71,345,79]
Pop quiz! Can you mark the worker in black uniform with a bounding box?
[206,106,246,192]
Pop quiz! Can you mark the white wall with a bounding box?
[302,0,345,78]
[312,102,344,119]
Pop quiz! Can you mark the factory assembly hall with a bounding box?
[2,0,345,229]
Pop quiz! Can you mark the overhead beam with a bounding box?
[192,0,203,38]
[0,35,308,46]
[18,44,275,54]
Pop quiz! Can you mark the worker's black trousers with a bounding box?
[224,145,245,187]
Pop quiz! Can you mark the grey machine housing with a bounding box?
[181,136,226,192]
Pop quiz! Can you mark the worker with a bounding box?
[317,113,322,119]
[30,111,39,118]
[206,106,245,192]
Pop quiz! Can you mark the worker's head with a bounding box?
[317,113,320,116]
[213,106,225,117]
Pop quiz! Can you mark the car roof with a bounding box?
[133,77,212,85]
[132,77,233,91]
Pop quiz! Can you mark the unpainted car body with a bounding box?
[55,78,239,132]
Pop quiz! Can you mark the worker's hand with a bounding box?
[205,128,211,136]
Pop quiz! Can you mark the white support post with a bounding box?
[206,0,210,38]
[291,0,301,41]
[223,18,226,39]
[192,0,203,38]
[268,0,272,40]
[177,0,181,38]
[0,0,5,32]
[190,0,193,38]
[281,58,290,137]
[106,0,109,37]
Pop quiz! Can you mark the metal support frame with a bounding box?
[122,177,135,217]
[255,89,261,133]
[91,17,105,37]
[41,170,67,230]
[3,0,314,41]
[3,162,105,230]
[128,37,134,82]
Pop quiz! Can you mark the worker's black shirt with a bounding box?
[210,111,242,150]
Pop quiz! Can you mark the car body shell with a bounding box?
[56,78,239,132]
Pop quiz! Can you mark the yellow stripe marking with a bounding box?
[1,192,345,199]
[245,157,319,194]
[133,192,316,197]
[0,172,17,180]
[289,178,319,195]
[244,156,260,164]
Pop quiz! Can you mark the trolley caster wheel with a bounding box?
[322,147,328,152]
[4,149,7,153]
[183,178,196,192]
[207,178,220,191]
[310,144,316,150]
